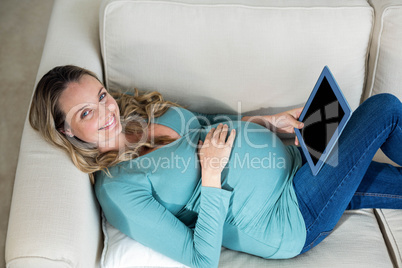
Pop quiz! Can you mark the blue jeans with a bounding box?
[293,93,402,254]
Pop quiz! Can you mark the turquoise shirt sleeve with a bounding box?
[96,177,232,268]
[191,111,242,126]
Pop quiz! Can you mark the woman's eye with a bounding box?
[81,110,91,119]
[99,92,107,102]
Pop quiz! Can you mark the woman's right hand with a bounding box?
[198,123,236,188]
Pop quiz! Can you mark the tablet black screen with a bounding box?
[300,77,345,165]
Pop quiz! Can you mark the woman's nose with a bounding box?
[107,103,116,111]
[100,102,115,111]
[98,102,115,119]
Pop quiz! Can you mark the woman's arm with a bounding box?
[192,107,304,145]
[192,111,242,126]
[96,123,236,268]
[96,179,231,268]
[241,107,304,145]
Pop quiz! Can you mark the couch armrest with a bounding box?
[5,0,104,267]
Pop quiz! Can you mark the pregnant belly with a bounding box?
[217,121,294,228]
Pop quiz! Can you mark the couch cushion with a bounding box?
[101,207,393,267]
[100,0,373,114]
[219,209,394,267]
[375,209,402,267]
[364,0,402,101]
[364,0,402,168]
[101,215,188,268]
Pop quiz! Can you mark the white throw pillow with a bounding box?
[101,214,189,268]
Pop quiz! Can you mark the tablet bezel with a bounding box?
[294,66,352,176]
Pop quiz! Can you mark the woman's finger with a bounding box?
[289,115,304,129]
[226,129,236,147]
[212,124,225,146]
[205,127,215,141]
[295,107,304,115]
[291,107,303,119]
[219,124,229,142]
[212,123,223,139]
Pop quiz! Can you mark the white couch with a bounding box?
[5,0,402,267]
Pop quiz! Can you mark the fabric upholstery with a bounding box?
[101,209,394,267]
[364,0,402,100]
[5,0,104,267]
[100,0,373,114]
[375,209,402,267]
[219,210,393,267]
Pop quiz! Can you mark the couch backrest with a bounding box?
[100,0,373,114]
[364,0,402,100]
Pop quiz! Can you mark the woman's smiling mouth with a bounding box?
[99,115,116,130]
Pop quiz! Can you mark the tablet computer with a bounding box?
[294,66,352,176]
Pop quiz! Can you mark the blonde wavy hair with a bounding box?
[29,65,180,183]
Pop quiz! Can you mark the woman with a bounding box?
[29,65,402,267]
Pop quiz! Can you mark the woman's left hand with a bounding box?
[241,107,304,145]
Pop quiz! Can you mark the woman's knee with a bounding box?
[360,93,401,118]
[364,93,401,109]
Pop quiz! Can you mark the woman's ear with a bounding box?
[59,128,74,138]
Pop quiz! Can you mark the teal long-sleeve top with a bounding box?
[94,107,306,268]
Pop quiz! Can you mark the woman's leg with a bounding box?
[347,161,402,209]
[293,93,402,254]
[297,149,402,210]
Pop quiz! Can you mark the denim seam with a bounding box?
[354,192,402,199]
[302,230,332,253]
[305,124,392,233]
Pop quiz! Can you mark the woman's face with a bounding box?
[58,75,122,146]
